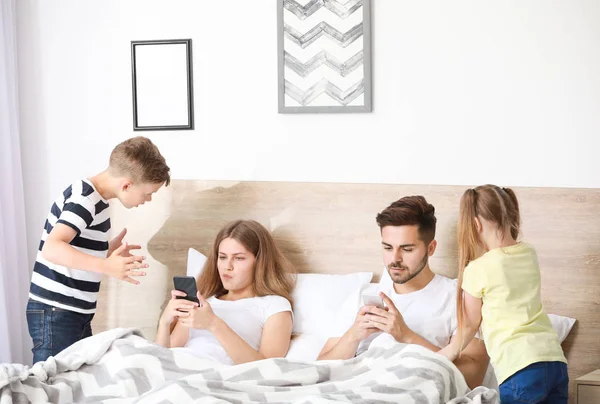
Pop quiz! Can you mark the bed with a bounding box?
[4,180,599,403]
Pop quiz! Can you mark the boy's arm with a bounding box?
[42,223,146,284]
[42,224,104,272]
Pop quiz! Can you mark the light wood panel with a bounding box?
[575,369,600,404]
[93,180,600,403]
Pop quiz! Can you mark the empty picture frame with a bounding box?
[131,39,194,130]
[277,0,372,113]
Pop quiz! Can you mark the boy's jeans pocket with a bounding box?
[26,298,94,364]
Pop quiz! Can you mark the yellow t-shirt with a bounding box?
[462,242,566,384]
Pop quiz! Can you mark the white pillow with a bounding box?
[332,282,379,337]
[548,313,576,343]
[187,248,207,278]
[187,248,372,338]
[379,265,391,285]
[292,272,373,337]
[285,333,327,361]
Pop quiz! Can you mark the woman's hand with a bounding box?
[179,293,220,331]
[159,290,199,327]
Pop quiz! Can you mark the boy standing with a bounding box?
[26,136,171,363]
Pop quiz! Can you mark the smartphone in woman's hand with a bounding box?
[173,276,200,304]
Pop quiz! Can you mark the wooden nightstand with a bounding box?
[574,369,600,404]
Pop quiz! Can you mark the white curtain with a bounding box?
[0,0,32,365]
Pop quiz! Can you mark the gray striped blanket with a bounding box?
[0,328,498,403]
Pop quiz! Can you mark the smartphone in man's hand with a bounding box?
[361,292,385,310]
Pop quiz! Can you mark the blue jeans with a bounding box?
[499,361,569,404]
[26,299,94,364]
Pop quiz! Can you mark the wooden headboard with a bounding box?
[93,180,600,401]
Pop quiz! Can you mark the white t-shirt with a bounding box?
[346,273,498,390]
[354,274,458,355]
[182,295,292,365]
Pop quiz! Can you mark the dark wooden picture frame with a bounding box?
[131,39,194,131]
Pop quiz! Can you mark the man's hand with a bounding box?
[348,306,380,342]
[317,305,380,361]
[366,292,414,343]
[102,242,147,284]
[107,228,142,258]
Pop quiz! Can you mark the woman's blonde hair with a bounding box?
[196,220,296,308]
[456,184,520,351]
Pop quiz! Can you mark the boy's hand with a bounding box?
[107,228,142,257]
[102,242,148,284]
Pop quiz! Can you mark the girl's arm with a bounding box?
[458,291,483,351]
[439,291,482,360]
[211,311,293,364]
[453,336,490,389]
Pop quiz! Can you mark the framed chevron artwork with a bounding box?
[277,0,372,113]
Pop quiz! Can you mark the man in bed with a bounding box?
[317,195,490,389]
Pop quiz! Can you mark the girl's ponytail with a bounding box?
[456,188,480,355]
[501,187,521,240]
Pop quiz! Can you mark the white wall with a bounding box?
[17,0,600,264]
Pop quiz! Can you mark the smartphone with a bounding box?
[173,276,200,304]
[361,292,385,309]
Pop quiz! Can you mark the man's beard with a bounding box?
[387,252,429,285]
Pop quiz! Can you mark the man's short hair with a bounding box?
[375,195,436,244]
[109,136,170,186]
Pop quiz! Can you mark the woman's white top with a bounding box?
[181,295,292,365]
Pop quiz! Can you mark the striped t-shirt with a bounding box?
[29,179,111,314]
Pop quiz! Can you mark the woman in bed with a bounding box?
[155,219,296,364]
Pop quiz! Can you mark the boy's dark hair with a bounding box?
[376,195,437,244]
[109,136,171,186]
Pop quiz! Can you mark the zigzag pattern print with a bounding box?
[284,0,363,20]
[0,328,498,403]
[282,0,367,108]
[284,22,363,49]
[285,50,363,77]
[285,78,364,105]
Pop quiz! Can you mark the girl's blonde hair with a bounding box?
[456,184,520,350]
[196,220,296,308]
